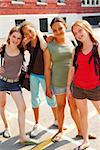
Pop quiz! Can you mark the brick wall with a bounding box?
[0,0,100,15]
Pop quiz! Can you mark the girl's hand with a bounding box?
[22,37,30,49]
[66,86,72,100]
[0,67,5,74]
[46,35,54,43]
[46,88,53,99]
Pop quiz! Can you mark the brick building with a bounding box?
[0,0,100,38]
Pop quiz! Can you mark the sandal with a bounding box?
[19,138,38,146]
[76,133,96,140]
[19,135,39,146]
[2,129,11,138]
[78,143,89,150]
[51,132,62,143]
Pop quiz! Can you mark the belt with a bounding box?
[0,75,19,83]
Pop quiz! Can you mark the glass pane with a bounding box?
[81,0,85,5]
[37,0,46,2]
[58,0,65,3]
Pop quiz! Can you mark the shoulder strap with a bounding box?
[88,43,100,76]
[0,44,6,57]
[73,46,80,72]
[0,44,6,66]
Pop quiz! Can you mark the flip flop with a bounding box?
[51,132,62,143]
[19,139,38,146]
[76,133,96,140]
[78,144,89,150]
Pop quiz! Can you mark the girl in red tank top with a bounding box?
[66,20,100,150]
[74,49,99,89]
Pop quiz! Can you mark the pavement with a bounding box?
[0,27,100,150]
[0,88,100,150]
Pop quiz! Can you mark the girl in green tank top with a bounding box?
[44,17,74,142]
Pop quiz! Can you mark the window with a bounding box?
[39,18,48,32]
[57,0,65,3]
[81,0,100,7]
[37,0,47,5]
[15,19,25,26]
[63,17,66,23]
[37,0,46,3]
[12,0,25,5]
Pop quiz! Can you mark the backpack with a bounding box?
[0,44,6,66]
[73,43,100,77]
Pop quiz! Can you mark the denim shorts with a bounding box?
[0,79,21,91]
[72,84,100,101]
[52,86,66,95]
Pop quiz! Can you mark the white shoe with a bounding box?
[53,120,58,127]
[53,121,67,130]
[30,124,41,137]
[3,128,11,138]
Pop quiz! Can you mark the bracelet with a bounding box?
[66,84,70,89]
[66,84,70,87]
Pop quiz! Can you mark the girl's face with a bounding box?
[51,22,66,39]
[9,31,22,46]
[22,25,36,40]
[72,25,89,42]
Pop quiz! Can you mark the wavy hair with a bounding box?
[71,20,98,48]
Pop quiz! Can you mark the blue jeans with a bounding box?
[30,73,56,108]
[0,79,21,91]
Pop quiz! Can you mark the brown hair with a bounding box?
[7,26,23,47]
[50,17,67,29]
[20,21,36,37]
[71,20,98,43]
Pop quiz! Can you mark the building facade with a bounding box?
[0,0,100,38]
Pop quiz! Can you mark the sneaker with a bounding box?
[53,121,67,130]
[30,124,41,138]
[53,120,58,127]
[2,129,11,138]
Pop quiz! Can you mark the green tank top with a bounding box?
[47,39,74,87]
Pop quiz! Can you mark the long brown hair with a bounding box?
[71,20,98,44]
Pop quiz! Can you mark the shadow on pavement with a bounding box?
[0,136,36,150]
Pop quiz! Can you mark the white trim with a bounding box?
[11,0,25,5]
[57,2,66,5]
[36,2,47,5]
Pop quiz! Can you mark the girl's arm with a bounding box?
[66,51,75,99]
[44,48,53,98]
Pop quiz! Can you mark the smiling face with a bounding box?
[22,25,37,40]
[72,25,90,43]
[9,31,22,47]
[51,21,66,39]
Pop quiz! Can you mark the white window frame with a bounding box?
[81,0,100,7]
[57,0,65,5]
[12,0,25,5]
[37,0,47,5]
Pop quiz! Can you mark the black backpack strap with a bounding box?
[73,46,80,72]
[88,43,100,76]
[0,44,6,66]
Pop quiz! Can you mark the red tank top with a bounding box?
[74,50,100,89]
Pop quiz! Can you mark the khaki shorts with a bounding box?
[72,84,100,101]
